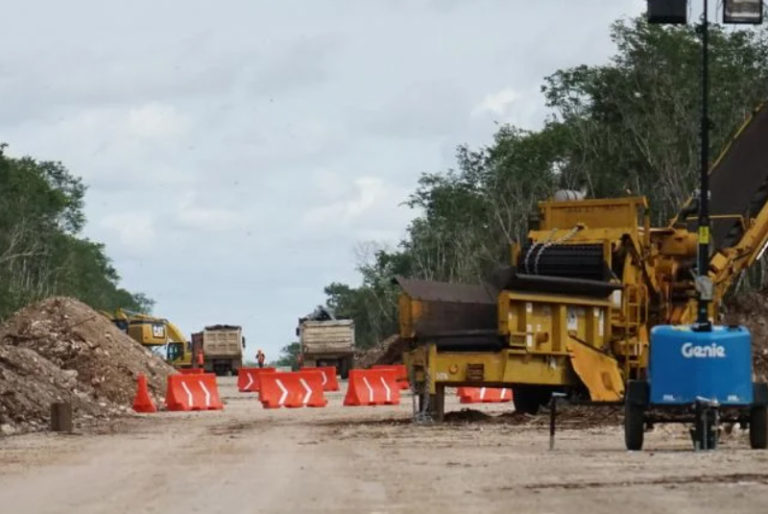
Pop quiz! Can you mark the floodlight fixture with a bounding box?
[647,0,688,24]
[724,0,764,24]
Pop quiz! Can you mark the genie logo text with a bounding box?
[681,342,726,358]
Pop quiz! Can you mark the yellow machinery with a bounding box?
[103,308,199,368]
[400,103,768,418]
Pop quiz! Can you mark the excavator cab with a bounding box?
[166,342,186,365]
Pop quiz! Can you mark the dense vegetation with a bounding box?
[321,18,768,351]
[0,144,152,319]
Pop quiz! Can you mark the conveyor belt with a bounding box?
[681,103,768,249]
[517,244,606,281]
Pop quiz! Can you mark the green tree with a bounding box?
[542,19,768,223]
[0,144,151,318]
[273,342,301,369]
[320,17,768,349]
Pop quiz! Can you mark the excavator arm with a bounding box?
[100,308,193,368]
[677,103,768,322]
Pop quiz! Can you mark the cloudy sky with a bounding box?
[1,0,646,361]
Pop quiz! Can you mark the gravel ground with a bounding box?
[1,377,768,514]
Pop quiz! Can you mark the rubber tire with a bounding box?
[750,405,768,449]
[624,400,644,451]
[339,358,351,380]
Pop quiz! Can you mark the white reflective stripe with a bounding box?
[362,376,374,403]
[244,373,254,390]
[479,387,486,400]
[276,379,288,406]
[200,381,211,407]
[380,376,391,402]
[181,381,194,407]
[320,372,327,386]
[299,378,312,405]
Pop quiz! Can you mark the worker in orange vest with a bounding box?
[196,347,204,368]
[256,349,265,368]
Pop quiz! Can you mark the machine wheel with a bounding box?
[750,405,768,449]
[339,357,351,380]
[624,400,644,450]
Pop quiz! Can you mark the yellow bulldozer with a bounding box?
[398,103,768,419]
[102,308,201,369]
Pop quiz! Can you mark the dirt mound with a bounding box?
[723,291,768,380]
[355,334,409,368]
[0,297,175,434]
[443,408,493,423]
[443,405,621,427]
[0,344,113,434]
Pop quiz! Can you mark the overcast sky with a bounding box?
[1,0,646,361]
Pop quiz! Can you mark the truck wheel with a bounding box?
[750,405,768,449]
[624,400,644,450]
[340,358,351,380]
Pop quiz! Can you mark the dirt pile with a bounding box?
[355,334,409,368]
[723,291,768,380]
[0,297,175,434]
[443,405,622,428]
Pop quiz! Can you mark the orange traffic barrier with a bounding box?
[165,373,223,411]
[132,373,157,413]
[344,369,400,406]
[178,368,204,375]
[237,367,276,392]
[301,366,339,391]
[259,371,327,408]
[372,364,410,390]
[456,387,513,404]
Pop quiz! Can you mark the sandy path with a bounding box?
[1,377,768,513]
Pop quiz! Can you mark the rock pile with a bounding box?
[0,297,175,435]
[724,291,768,381]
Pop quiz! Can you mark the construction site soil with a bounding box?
[1,378,768,513]
[0,297,174,435]
[2,294,768,511]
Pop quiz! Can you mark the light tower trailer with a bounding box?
[625,325,768,450]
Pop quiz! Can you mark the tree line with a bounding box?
[315,17,768,353]
[0,144,152,320]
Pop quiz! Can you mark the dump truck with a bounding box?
[194,325,245,376]
[298,306,355,379]
[398,102,768,423]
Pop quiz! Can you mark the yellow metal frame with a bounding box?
[402,114,768,407]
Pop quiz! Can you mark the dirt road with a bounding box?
[2,378,768,513]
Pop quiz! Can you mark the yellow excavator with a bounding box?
[398,102,768,418]
[102,308,200,369]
